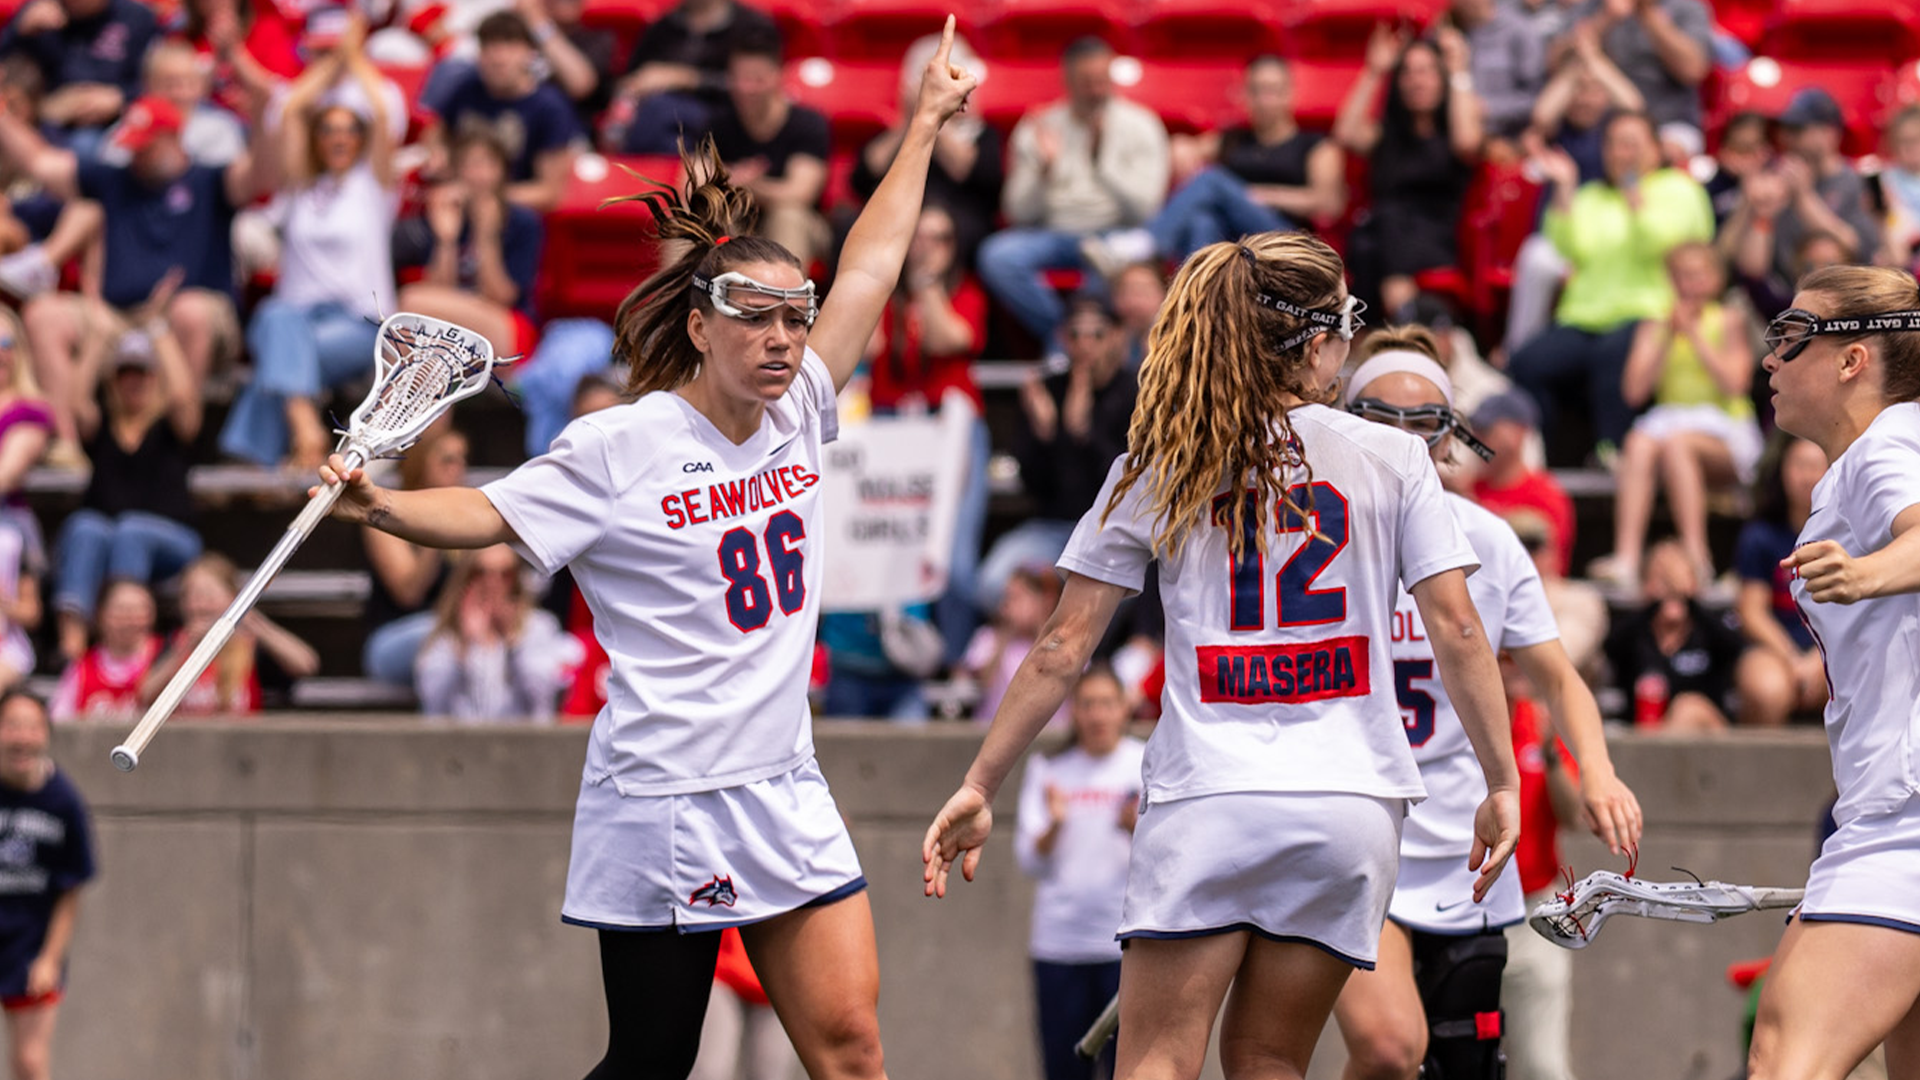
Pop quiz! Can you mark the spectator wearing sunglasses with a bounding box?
[976,291,1137,616]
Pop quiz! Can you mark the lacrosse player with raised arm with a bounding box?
[313,21,977,1080]
[1732,265,1920,1080]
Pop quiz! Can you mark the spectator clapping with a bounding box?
[414,544,580,723]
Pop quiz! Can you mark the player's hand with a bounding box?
[1468,787,1521,903]
[1784,540,1875,604]
[922,783,992,898]
[1579,766,1643,854]
[911,16,979,128]
[313,453,387,526]
[25,955,59,997]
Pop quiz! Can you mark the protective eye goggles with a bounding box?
[693,271,819,328]
[1347,398,1495,462]
[1256,292,1366,354]
[1764,307,1920,363]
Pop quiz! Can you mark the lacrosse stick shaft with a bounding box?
[110,455,361,771]
[1077,992,1120,1059]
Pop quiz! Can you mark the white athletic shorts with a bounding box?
[1799,795,1920,934]
[1387,851,1526,935]
[1118,790,1407,969]
[561,758,866,932]
[1628,403,1766,483]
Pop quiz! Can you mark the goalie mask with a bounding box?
[693,270,819,328]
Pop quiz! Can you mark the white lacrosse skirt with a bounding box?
[561,758,867,932]
[1387,851,1526,935]
[1799,794,1920,934]
[1118,791,1406,969]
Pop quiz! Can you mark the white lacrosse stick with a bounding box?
[1529,870,1805,950]
[110,313,500,771]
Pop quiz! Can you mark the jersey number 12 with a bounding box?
[718,510,807,632]
[1224,482,1350,630]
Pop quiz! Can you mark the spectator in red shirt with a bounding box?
[49,578,158,722]
[1500,657,1585,1080]
[170,0,298,120]
[862,202,988,663]
[1470,388,1575,575]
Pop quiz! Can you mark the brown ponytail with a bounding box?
[607,138,803,396]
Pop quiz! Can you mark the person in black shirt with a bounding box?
[1604,540,1744,732]
[51,315,203,663]
[1081,56,1347,274]
[707,29,830,267]
[975,291,1137,615]
[611,0,776,154]
[0,689,95,1080]
[852,31,1002,262]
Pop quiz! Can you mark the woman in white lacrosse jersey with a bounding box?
[1748,265,1920,1080]
[1335,327,1643,1080]
[923,232,1521,1080]
[313,23,976,1080]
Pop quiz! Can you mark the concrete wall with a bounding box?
[43,722,1837,1080]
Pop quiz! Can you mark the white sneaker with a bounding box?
[0,245,57,299]
[1079,228,1156,281]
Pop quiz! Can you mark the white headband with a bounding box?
[1344,350,1455,409]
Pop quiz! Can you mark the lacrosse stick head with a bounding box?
[338,313,499,468]
[1530,870,1801,949]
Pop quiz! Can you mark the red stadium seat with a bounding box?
[970,59,1069,131]
[828,0,979,63]
[1126,61,1245,134]
[978,0,1139,62]
[1275,0,1445,62]
[1710,58,1895,156]
[1133,0,1288,61]
[538,154,680,321]
[1760,0,1920,65]
[1279,58,1365,130]
[579,0,675,72]
[785,58,898,154]
[763,0,832,58]
[1710,0,1774,50]
[1455,163,1544,338]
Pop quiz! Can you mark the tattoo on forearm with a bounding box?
[366,495,392,529]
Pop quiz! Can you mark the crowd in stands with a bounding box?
[0,0,1905,730]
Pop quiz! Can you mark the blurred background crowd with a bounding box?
[0,0,1908,733]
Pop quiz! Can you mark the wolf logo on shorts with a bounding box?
[690,875,739,908]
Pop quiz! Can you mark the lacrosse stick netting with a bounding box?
[1529,870,1805,950]
[110,314,500,772]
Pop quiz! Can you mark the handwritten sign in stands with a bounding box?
[818,392,974,612]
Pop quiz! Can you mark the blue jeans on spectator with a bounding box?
[363,610,436,685]
[975,519,1078,616]
[512,318,617,456]
[54,510,202,619]
[620,92,714,155]
[1033,959,1122,1080]
[823,669,928,722]
[977,228,1090,343]
[1508,321,1641,454]
[1148,166,1291,261]
[220,299,379,465]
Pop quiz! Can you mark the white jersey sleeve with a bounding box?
[1397,440,1484,590]
[1057,456,1152,594]
[483,416,622,576]
[1793,401,1920,824]
[1841,402,1920,549]
[791,346,841,445]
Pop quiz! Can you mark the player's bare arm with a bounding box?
[316,453,519,550]
[923,573,1128,898]
[1510,638,1644,853]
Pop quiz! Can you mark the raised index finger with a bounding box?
[932,13,956,67]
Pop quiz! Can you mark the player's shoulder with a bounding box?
[1854,402,1920,461]
[557,394,693,482]
[1295,405,1428,474]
